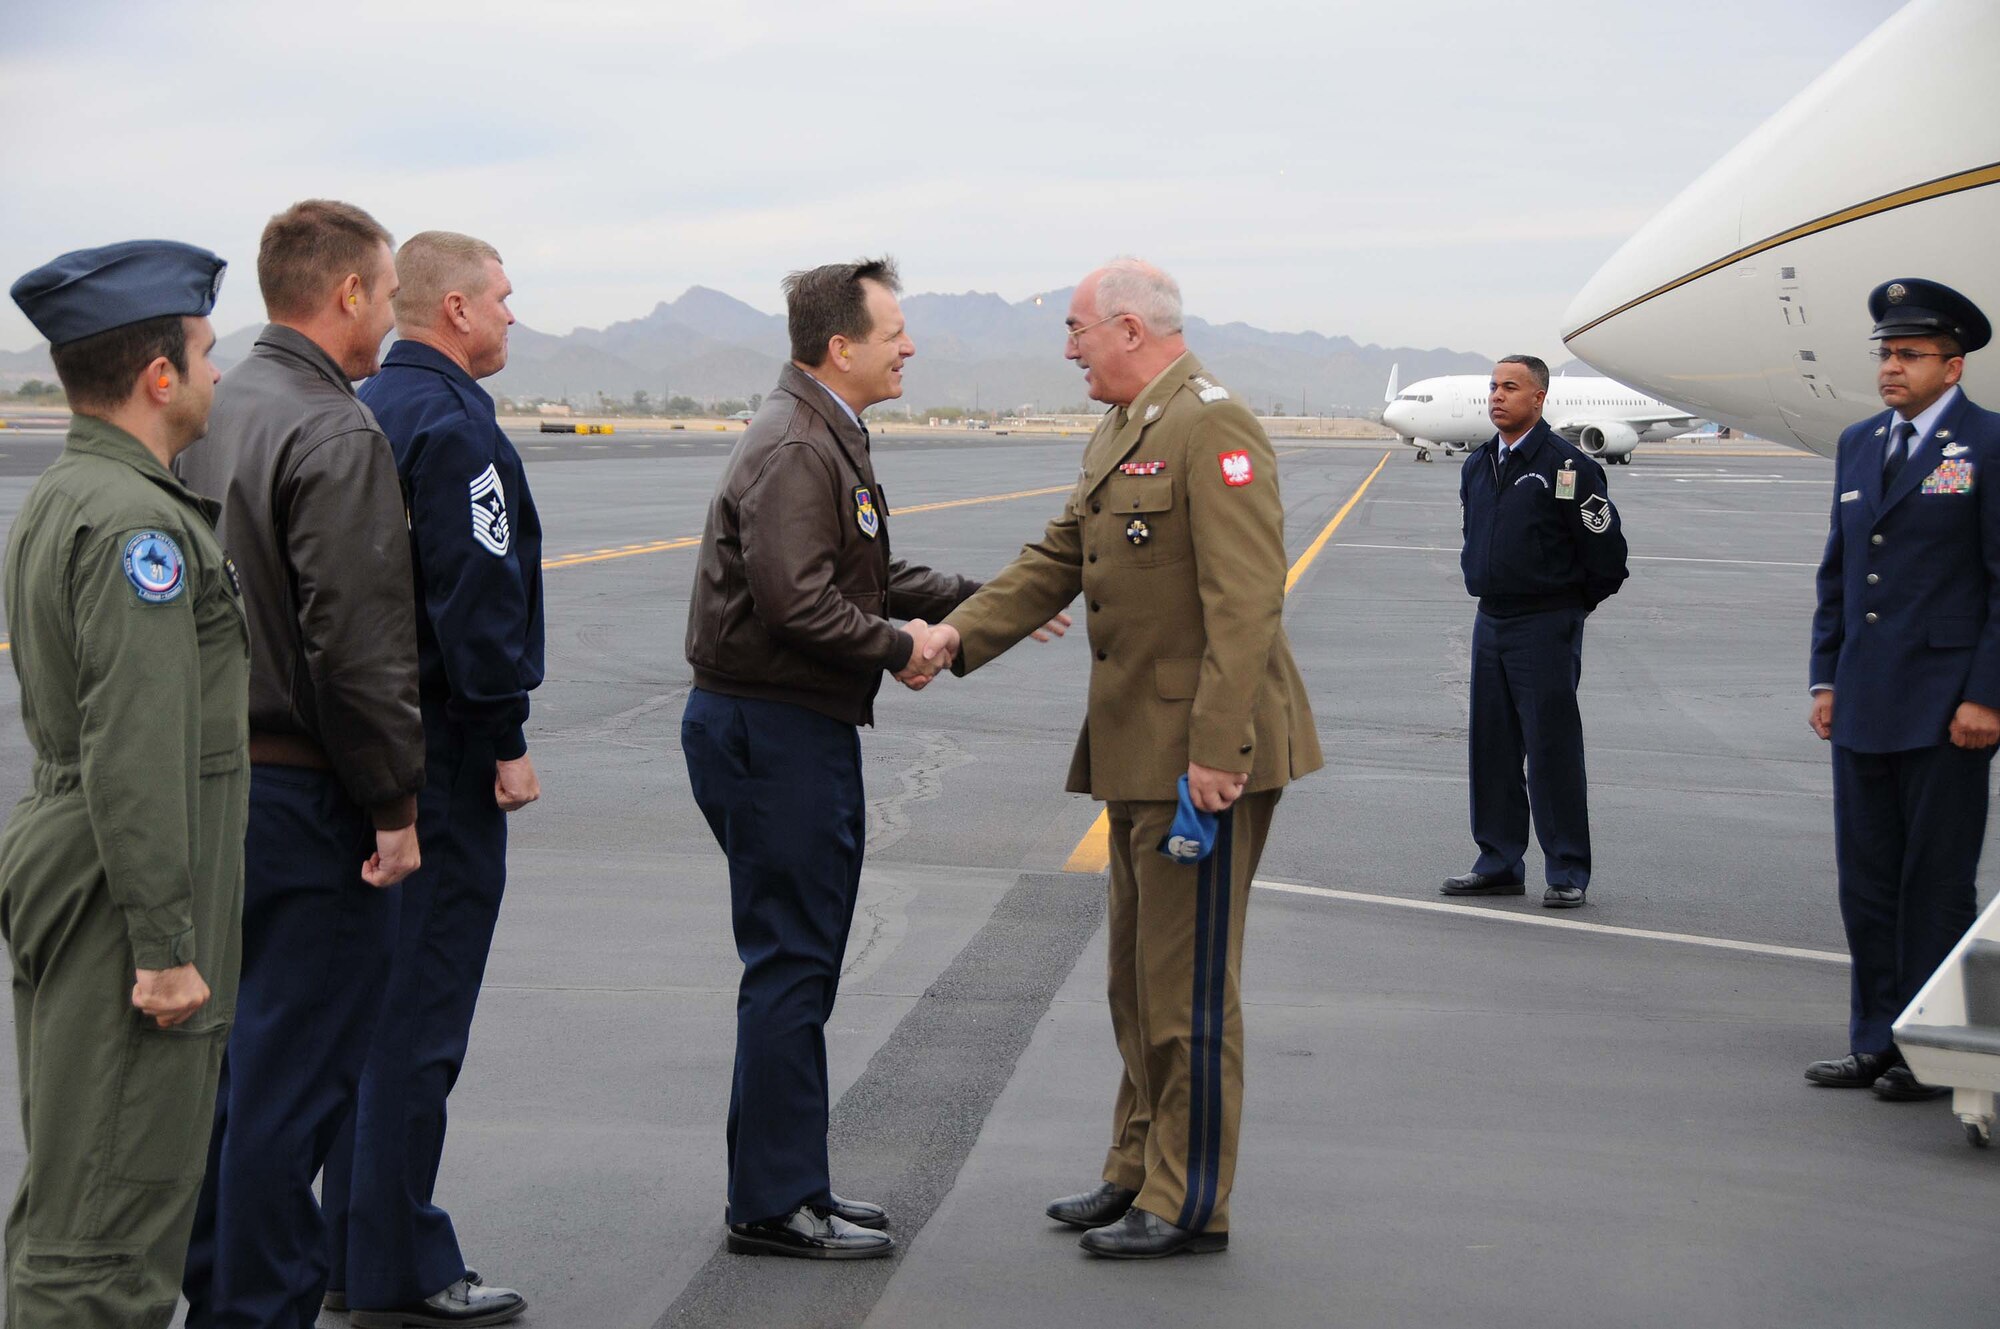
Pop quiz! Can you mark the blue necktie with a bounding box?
[1884,421,1914,488]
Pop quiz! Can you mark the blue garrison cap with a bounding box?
[10,240,226,348]
[1868,277,1990,355]
[1157,774,1219,865]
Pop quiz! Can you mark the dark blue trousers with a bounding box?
[183,766,398,1329]
[1469,606,1592,892]
[681,688,865,1226]
[1831,742,1994,1053]
[322,725,506,1308]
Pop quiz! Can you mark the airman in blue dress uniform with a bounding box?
[1806,278,1999,1101]
[322,232,541,1328]
[1446,355,1628,909]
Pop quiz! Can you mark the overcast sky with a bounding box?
[1,0,1902,362]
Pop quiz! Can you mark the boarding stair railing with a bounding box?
[1894,892,2000,1147]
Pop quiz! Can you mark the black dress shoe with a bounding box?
[828,1192,888,1229]
[1078,1207,1227,1259]
[1542,886,1585,909]
[1046,1181,1139,1230]
[726,1204,895,1260]
[1873,1064,1951,1102]
[1441,872,1524,897]
[329,1270,483,1314]
[1804,1050,1901,1088]
[349,1275,523,1328]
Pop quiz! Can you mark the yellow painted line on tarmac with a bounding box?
[543,536,703,570]
[1286,450,1390,594]
[1063,450,1393,873]
[539,483,1077,572]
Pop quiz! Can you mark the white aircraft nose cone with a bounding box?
[1382,403,1413,434]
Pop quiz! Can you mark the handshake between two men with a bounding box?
[892,612,1074,691]
[886,609,1246,813]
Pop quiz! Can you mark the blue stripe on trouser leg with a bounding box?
[1178,807,1233,1232]
[1178,840,1212,1231]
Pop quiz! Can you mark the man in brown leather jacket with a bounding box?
[175,200,427,1327]
[682,257,980,1260]
[925,259,1323,1259]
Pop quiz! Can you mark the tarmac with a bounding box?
[0,431,1992,1327]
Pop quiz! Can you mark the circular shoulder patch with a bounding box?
[122,530,187,604]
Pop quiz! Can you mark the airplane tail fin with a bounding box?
[1384,363,1400,403]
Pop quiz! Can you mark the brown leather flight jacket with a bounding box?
[685,364,978,727]
[176,325,425,829]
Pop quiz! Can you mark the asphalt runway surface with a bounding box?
[0,430,1993,1327]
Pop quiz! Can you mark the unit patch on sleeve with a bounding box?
[1923,460,1975,495]
[122,530,186,603]
[853,486,881,538]
[1218,450,1254,487]
[470,463,512,556]
[1579,493,1614,533]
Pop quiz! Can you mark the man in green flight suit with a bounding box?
[1,241,249,1327]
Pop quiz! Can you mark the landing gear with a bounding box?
[1414,448,1432,463]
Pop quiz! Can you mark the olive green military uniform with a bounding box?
[945,352,1322,1233]
[0,416,249,1327]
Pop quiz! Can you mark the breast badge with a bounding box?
[122,530,186,603]
[853,486,880,538]
[1126,518,1151,546]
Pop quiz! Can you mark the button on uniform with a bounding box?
[1865,612,1879,624]
[1867,574,1880,584]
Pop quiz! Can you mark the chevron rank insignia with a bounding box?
[470,464,511,556]
[1580,493,1614,533]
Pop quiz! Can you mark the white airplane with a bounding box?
[1380,363,1702,464]
[1561,0,2000,457]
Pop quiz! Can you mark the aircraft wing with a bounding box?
[1548,408,1702,441]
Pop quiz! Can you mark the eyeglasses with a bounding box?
[1871,346,1956,365]
[1064,312,1128,344]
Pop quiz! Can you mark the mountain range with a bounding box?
[2,286,1511,416]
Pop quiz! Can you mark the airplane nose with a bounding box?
[1382,403,1412,434]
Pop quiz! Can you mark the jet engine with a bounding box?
[1576,421,1639,462]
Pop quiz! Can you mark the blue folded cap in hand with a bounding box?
[1157,774,1218,864]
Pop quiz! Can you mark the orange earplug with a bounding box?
[157,376,171,390]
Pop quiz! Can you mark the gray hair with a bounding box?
[393,230,503,328]
[1496,354,1550,391]
[1094,257,1183,336]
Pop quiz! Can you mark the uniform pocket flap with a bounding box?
[1111,476,1175,514]
[1930,616,1978,648]
[1154,657,1202,700]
